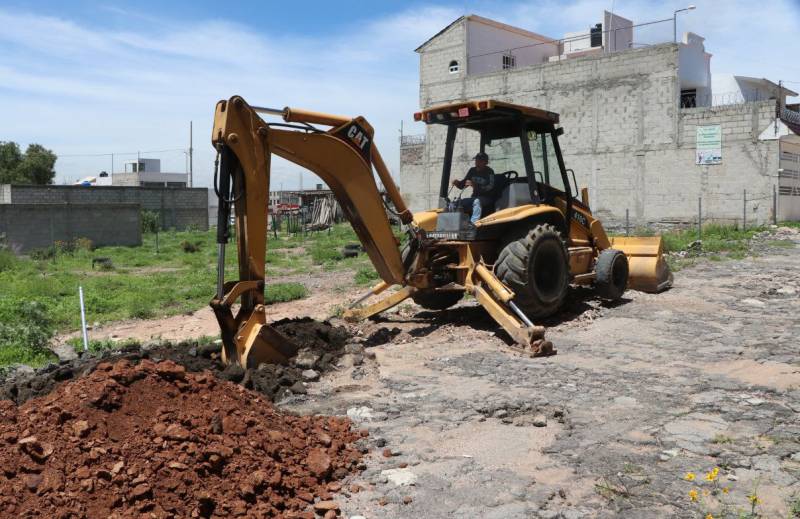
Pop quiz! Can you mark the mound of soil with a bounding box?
[0,359,365,518]
[1,318,353,405]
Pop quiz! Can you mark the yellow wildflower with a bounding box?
[706,514,714,519]
[689,489,699,502]
[748,494,762,505]
[684,472,696,481]
[722,487,729,494]
[711,467,719,477]
[705,470,718,482]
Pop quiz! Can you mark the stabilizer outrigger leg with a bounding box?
[343,282,416,321]
[342,264,554,357]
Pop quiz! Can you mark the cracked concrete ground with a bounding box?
[286,236,800,518]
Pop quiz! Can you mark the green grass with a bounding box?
[661,223,762,254]
[265,282,307,303]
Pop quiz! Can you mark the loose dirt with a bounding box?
[2,318,354,405]
[0,359,365,518]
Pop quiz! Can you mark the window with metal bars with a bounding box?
[502,54,516,70]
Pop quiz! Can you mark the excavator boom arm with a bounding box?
[210,96,410,367]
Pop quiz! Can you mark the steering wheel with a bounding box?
[501,170,519,180]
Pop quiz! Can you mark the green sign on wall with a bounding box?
[696,125,722,165]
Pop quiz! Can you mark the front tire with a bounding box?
[594,249,628,300]
[495,224,569,319]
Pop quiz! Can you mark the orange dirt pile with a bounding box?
[0,359,365,518]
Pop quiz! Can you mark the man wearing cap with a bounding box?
[451,152,496,223]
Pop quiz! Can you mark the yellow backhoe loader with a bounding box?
[210,96,672,368]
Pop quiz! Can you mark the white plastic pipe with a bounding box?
[79,286,89,352]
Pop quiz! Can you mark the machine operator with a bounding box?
[451,152,496,223]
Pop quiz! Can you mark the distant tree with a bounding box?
[0,141,57,184]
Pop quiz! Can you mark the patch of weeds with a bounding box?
[712,434,733,444]
[708,254,723,262]
[0,249,16,272]
[68,337,141,354]
[264,282,307,304]
[180,240,202,253]
[354,266,380,285]
[788,495,800,518]
[127,299,156,319]
[0,298,57,367]
[766,239,795,248]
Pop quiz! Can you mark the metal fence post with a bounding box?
[773,184,777,225]
[698,197,702,241]
[742,189,746,230]
[625,208,630,236]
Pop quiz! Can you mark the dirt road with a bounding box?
[282,239,800,518]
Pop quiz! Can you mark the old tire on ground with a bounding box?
[495,224,569,320]
[594,249,629,300]
[411,290,463,310]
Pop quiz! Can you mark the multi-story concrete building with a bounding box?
[111,158,189,188]
[400,12,800,226]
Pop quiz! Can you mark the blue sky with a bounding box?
[1,0,799,188]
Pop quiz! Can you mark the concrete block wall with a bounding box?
[1,185,209,231]
[0,203,141,253]
[402,32,783,225]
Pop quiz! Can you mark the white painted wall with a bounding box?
[603,11,632,53]
[678,32,712,105]
[711,74,788,106]
[466,18,558,75]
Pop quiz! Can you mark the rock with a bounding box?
[130,483,152,501]
[532,414,547,427]
[301,369,320,382]
[289,382,307,394]
[293,349,320,369]
[741,298,765,308]
[381,468,417,486]
[344,344,364,355]
[72,420,91,438]
[306,448,332,477]
[746,398,765,406]
[494,409,508,419]
[111,461,125,474]
[220,364,245,383]
[24,474,43,492]
[313,500,339,511]
[347,406,374,422]
[403,496,413,504]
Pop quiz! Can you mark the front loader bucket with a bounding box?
[610,236,673,293]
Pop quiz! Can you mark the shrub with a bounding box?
[0,298,55,366]
[354,266,379,285]
[0,249,16,272]
[127,299,155,319]
[264,282,307,304]
[141,210,160,234]
[73,237,94,251]
[180,240,202,253]
[29,246,56,261]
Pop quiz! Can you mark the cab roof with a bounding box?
[414,99,560,139]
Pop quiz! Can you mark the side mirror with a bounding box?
[555,127,565,136]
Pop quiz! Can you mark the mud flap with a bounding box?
[610,236,673,293]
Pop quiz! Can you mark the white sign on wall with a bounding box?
[696,125,722,165]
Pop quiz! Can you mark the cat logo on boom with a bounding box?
[347,124,370,151]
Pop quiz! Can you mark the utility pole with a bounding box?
[776,80,782,136]
[189,121,194,188]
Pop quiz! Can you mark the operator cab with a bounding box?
[414,100,574,239]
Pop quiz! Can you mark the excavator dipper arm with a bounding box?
[210,96,411,367]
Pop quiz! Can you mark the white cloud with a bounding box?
[0,1,797,188]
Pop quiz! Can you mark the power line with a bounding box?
[56,147,186,158]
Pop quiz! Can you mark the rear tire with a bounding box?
[412,290,463,310]
[495,224,569,319]
[594,249,628,300]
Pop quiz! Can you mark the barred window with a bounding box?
[502,54,516,70]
